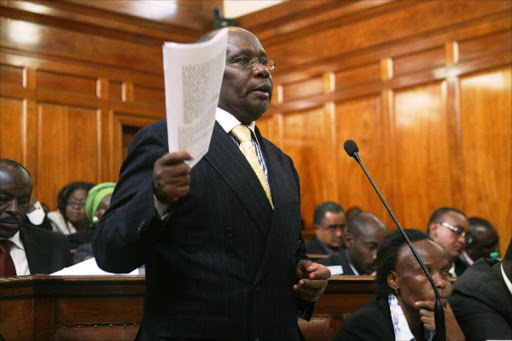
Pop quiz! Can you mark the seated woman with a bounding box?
[48,181,95,235]
[72,182,116,263]
[336,229,464,341]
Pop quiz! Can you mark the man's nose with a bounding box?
[252,62,270,77]
[433,272,447,288]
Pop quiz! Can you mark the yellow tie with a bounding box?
[231,125,273,209]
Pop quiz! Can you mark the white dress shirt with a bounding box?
[1,231,30,276]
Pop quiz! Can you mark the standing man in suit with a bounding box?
[0,159,70,276]
[94,27,330,341]
[306,201,347,255]
[427,207,470,277]
[320,212,388,275]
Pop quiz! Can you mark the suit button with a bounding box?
[137,219,147,233]
[224,227,233,238]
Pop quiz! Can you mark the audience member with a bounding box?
[345,206,362,221]
[337,229,465,340]
[25,195,52,230]
[0,159,70,276]
[449,238,512,340]
[460,216,500,267]
[306,201,347,255]
[427,207,470,276]
[48,181,94,235]
[320,212,387,275]
[73,182,115,263]
[93,27,330,340]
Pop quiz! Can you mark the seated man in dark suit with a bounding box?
[320,211,387,275]
[0,159,70,276]
[306,201,347,255]
[450,237,512,340]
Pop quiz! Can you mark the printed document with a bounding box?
[162,28,228,168]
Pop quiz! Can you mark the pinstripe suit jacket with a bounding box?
[94,119,310,340]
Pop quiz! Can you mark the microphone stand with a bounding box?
[348,145,446,340]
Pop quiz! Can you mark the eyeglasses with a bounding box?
[438,221,472,243]
[67,201,85,208]
[226,57,275,71]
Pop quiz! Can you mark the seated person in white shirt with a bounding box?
[0,159,70,277]
[336,229,464,341]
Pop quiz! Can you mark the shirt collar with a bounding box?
[1,230,24,251]
[461,250,474,265]
[388,294,435,341]
[501,263,512,296]
[216,107,256,136]
[449,262,457,277]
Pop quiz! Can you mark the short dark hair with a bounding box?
[427,207,466,233]
[57,181,95,218]
[375,229,431,297]
[313,201,344,226]
[467,217,497,245]
[346,212,385,237]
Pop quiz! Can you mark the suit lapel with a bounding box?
[205,123,273,234]
[21,226,50,274]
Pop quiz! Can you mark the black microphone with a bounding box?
[343,139,446,340]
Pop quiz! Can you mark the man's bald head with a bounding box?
[345,212,388,275]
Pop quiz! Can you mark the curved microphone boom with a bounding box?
[343,139,446,340]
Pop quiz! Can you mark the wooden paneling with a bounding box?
[281,105,337,223]
[334,95,389,224]
[0,97,24,161]
[392,81,450,229]
[0,0,511,253]
[459,68,512,255]
[35,103,99,208]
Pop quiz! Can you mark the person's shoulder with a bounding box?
[452,258,501,291]
[136,119,167,137]
[337,296,392,340]
[21,224,67,242]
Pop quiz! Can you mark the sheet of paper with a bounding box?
[50,258,143,276]
[327,265,343,275]
[162,28,228,168]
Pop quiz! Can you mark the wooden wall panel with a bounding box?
[280,105,337,224]
[334,95,389,225]
[459,68,512,255]
[35,103,98,209]
[0,97,24,160]
[392,81,451,229]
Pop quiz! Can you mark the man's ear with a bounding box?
[344,232,353,248]
[387,270,399,291]
[428,223,438,238]
[314,224,321,235]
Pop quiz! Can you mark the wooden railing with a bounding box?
[0,275,375,340]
